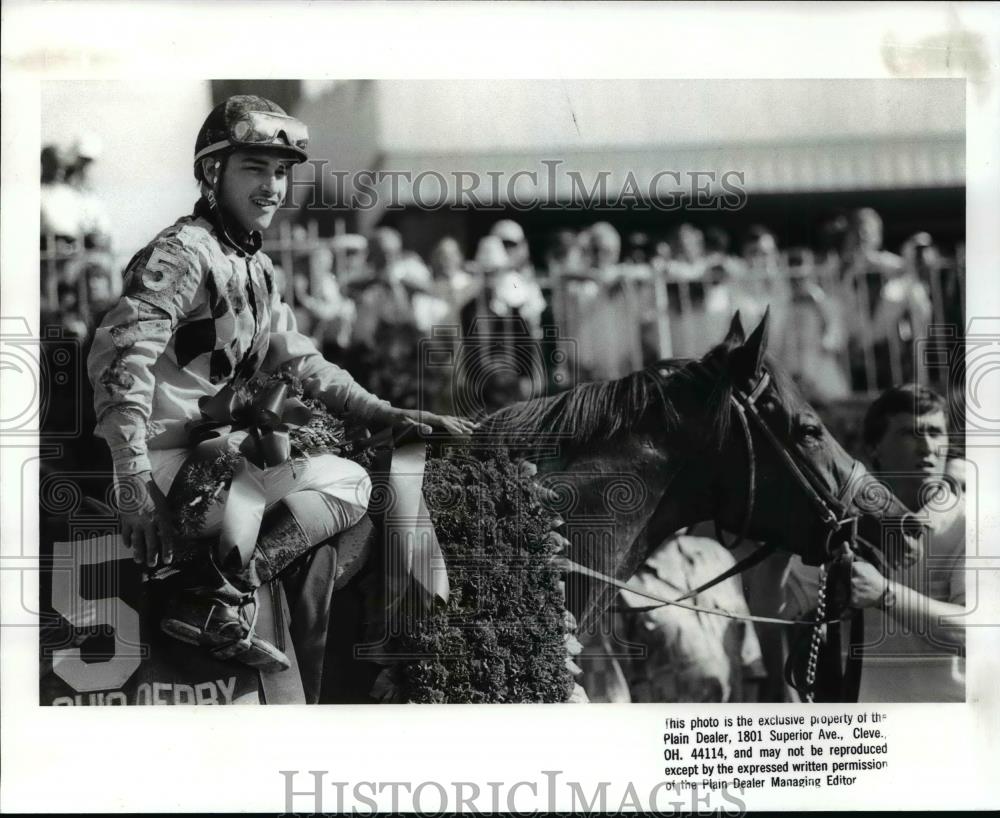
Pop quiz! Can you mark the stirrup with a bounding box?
[160,591,291,673]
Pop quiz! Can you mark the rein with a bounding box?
[554,555,842,627]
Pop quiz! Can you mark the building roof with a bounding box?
[294,79,964,226]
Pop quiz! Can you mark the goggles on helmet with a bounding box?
[195,111,309,163]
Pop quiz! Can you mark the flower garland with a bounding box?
[167,370,375,541]
[384,447,577,704]
[165,373,577,703]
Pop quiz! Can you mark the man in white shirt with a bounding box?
[847,383,965,702]
[785,384,965,702]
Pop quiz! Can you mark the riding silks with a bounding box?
[88,209,391,485]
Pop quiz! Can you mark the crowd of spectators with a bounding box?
[278,210,961,413]
[40,138,117,340]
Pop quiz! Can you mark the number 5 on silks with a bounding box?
[50,534,143,693]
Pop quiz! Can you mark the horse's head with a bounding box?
[481,314,921,631]
[665,310,922,567]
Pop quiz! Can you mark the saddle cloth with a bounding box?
[40,532,291,705]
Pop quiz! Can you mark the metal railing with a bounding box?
[544,254,963,398]
[40,236,125,327]
[40,226,964,401]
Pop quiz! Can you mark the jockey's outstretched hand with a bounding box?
[115,471,177,569]
[390,408,479,437]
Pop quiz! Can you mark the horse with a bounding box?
[480,310,920,661]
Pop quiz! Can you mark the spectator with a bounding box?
[425,236,477,326]
[66,133,112,250]
[784,384,965,702]
[650,238,672,275]
[852,385,965,701]
[902,230,949,325]
[545,229,591,280]
[338,227,430,408]
[41,144,89,317]
[467,233,512,315]
[817,210,850,267]
[838,208,929,391]
[654,224,716,358]
[82,259,118,326]
[40,144,82,249]
[870,231,934,378]
[728,225,852,401]
[429,236,468,282]
[411,237,478,414]
[457,235,544,414]
[740,225,780,272]
[486,220,546,338]
[293,237,357,355]
[842,207,902,274]
[732,225,777,326]
[590,221,621,270]
[680,225,737,350]
[625,231,650,265]
[646,225,704,360]
[945,455,967,495]
[362,225,432,291]
[667,223,708,281]
[703,226,740,280]
[580,535,767,703]
[557,222,643,381]
[354,225,424,287]
[366,226,403,280]
[775,247,851,402]
[490,219,534,275]
[347,227,418,349]
[331,232,368,280]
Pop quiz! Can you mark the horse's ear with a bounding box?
[723,311,746,348]
[729,308,770,382]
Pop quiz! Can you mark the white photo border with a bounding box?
[2,1,999,812]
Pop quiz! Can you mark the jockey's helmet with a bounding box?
[193,95,309,182]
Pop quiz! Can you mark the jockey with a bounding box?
[87,95,475,683]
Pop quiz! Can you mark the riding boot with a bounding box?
[260,493,352,703]
[252,499,314,585]
[156,503,311,673]
[158,543,289,672]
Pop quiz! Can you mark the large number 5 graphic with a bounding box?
[51,534,143,692]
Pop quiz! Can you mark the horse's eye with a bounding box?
[799,423,823,441]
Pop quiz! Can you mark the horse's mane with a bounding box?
[481,367,675,448]
[480,341,799,453]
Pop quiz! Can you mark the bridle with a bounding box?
[720,366,868,560]
[556,360,886,702]
[680,362,880,702]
